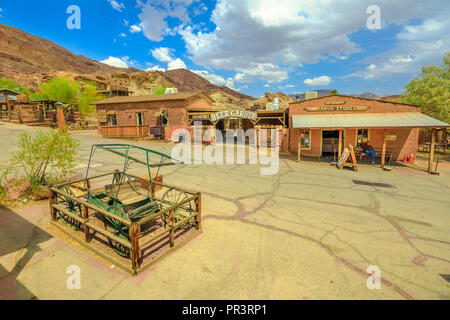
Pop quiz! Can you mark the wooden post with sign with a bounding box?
[338,129,343,159]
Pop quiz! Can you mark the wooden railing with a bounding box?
[49,171,202,274]
[101,125,149,138]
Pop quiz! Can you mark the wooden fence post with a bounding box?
[49,191,57,221]
[195,193,202,230]
[129,223,141,270]
[169,210,175,248]
[82,205,90,242]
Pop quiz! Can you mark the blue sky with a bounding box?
[0,0,448,97]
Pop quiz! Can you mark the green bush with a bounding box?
[10,130,80,193]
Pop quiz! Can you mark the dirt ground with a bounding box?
[0,122,449,300]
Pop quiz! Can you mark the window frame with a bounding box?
[356,129,370,147]
[136,112,145,126]
[300,129,312,150]
[108,114,117,126]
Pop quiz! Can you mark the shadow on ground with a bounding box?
[0,204,52,300]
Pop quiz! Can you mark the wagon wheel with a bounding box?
[55,186,83,231]
[104,217,131,258]
[161,188,195,229]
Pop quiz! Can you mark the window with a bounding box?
[160,110,169,127]
[357,129,369,146]
[136,112,145,126]
[107,114,117,126]
[301,130,311,149]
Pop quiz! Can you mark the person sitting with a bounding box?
[362,141,375,164]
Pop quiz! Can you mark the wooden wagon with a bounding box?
[49,144,202,275]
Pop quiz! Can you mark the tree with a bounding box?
[78,82,104,119]
[33,77,104,120]
[11,130,80,189]
[38,77,80,104]
[154,87,167,95]
[0,78,31,96]
[401,52,450,123]
[330,90,339,95]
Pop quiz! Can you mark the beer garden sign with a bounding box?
[210,110,258,122]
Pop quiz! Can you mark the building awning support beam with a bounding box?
[428,128,436,173]
[297,129,303,163]
[381,129,387,169]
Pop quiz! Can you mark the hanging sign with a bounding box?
[210,110,257,122]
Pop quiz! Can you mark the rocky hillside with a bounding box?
[0,23,123,83]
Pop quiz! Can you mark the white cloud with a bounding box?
[179,0,449,83]
[225,77,236,90]
[264,84,271,88]
[130,24,142,33]
[100,56,129,68]
[123,19,129,27]
[137,0,193,42]
[151,47,174,62]
[107,0,125,12]
[304,76,331,86]
[167,58,187,70]
[192,70,226,85]
[389,55,414,63]
[346,4,449,80]
[146,65,166,72]
[118,33,127,37]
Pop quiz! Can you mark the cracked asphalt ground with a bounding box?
[0,122,449,300]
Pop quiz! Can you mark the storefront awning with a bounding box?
[292,113,449,129]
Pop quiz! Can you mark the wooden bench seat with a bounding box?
[354,147,392,161]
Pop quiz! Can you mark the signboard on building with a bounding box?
[190,114,211,120]
[210,110,257,122]
[305,106,368,112]
[386,135,397,141]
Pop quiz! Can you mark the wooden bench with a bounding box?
[354,147,392,161]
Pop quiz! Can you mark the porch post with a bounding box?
[338,129,343,158]
[428,128,436,173]
[381,129,387,168]
[297,129,302,163]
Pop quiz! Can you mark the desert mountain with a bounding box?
[0,24,123,78]
[0,23,252,108]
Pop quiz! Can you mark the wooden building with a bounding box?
[0,88,20,121]
[94,92,290,150]
[94,92,215,140]
[97,77,134,98]
[289,94,449,171]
